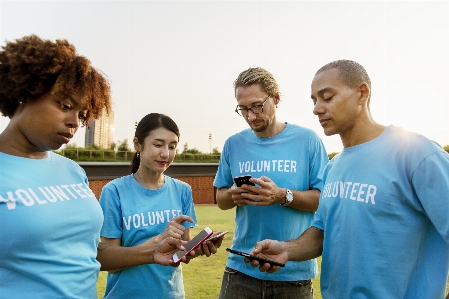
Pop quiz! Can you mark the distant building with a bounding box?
[85,110,114,149]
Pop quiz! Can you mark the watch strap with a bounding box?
[281,189,293,206]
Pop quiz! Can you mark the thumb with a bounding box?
[254,239,273,254]
[253,241,265,254]
[173,215,194,225]
[165,237,185,250]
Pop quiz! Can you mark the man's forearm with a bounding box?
[284,226,324,261]
[287,189,320,212]
[216,188,236,210]
[97,242,155,271]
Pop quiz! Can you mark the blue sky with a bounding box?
[1,1,448,154]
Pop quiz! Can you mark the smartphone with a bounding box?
[205,230,229,242]
[173,227,213,263]
[226,248,285,267]
[233,175,255,187]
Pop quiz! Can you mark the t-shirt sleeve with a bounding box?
[181,184,198,229]
[213,140,234,189]
[412,150,449,243]
[309,133,329,191]
[312,181,326,231]
[99,182,123,239]
[311,159,334,231]
[312,209,324,230]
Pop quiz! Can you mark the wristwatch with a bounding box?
[281,189,293,206]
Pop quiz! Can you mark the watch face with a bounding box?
[286,189,293,201]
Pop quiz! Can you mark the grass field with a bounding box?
[96,205,448,299]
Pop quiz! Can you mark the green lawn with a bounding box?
[96,205,448,299]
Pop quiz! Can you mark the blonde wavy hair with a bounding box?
[233,67,280,97]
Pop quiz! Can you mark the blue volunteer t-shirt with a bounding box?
[99,174,198,299]
[0,151,102,299]
[314,126,449,299]
[214,123,328,281]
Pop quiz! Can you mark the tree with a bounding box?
[181,142,203,155]
[117,139,131,152]
[65,144,78,149]
[109,142,116,151]
[328,152,339,160]
[183,148,203,155]
[85,144,100,150]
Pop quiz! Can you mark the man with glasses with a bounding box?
[213,67,328,298]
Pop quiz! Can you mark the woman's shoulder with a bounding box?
[165,176,192,190]
[50,152,85,171]
[103,174,134,189]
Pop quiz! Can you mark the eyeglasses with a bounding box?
[235,95,270,117]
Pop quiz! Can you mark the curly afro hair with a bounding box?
[0,35,111,126]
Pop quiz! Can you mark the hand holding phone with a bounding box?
[226,248,285,267]
[173,227,213,263]
[233,175,255,187]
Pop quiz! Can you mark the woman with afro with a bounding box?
[0,35,191,299]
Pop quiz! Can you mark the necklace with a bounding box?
[134,171,164,189]
[135,171,141,184]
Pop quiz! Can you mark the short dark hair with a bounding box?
[316,59,371,104]
[131,113,180,173]
[0,35,111,125]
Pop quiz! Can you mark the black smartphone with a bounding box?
[226,248,285,267]
[233,175,255,187]
[173,227,213,263]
